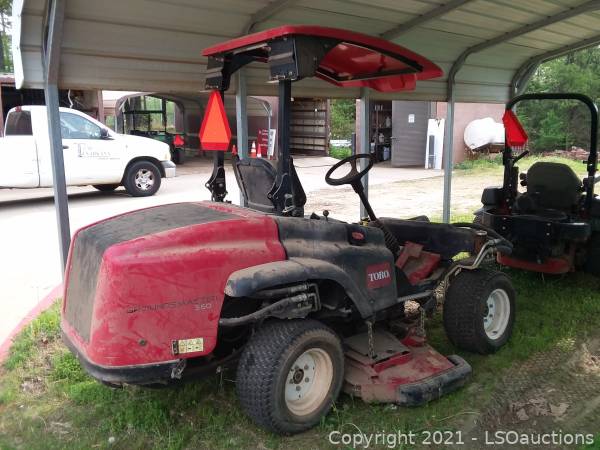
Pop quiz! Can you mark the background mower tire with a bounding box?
[236,319,344,435]
[583,233,600,276]
[443,268,515,354]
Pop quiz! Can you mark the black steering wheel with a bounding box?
[325,154,375,186]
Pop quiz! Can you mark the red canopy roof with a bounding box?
[202,25,442,93]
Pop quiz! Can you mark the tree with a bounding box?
[329,99,355,140]
[519,47,600,152]
[0,0,12,73]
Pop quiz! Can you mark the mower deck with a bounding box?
[343,329,471,406]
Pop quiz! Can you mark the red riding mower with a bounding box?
[61,26,516,435]
[475,93,600,275]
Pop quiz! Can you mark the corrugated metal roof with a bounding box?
[13,0,600,103]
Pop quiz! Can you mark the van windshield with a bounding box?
[5,111,33,136]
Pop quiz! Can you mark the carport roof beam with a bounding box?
[447,0,600,92]
[511,34,600,96]
[245,0,297,33]
[381,0,474,41]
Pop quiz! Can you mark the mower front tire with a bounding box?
[236,319,344,435]
[443,268,515,354]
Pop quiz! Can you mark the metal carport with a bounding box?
[12,0,600,271]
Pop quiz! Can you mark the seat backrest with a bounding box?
[233,157,307,215]
[526,161,582,210]
[233,157,278,213]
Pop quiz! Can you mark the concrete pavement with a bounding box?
[0,156,440,346]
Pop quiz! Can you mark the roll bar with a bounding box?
[504,93,598,212]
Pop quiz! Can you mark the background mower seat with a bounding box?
[233,157,306,215]
[516,161,582,214]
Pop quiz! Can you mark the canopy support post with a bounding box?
[236,68,248,206]
[442,85,455,224]
[43,0,70,275]
[358,88,370,220]
[205,90,228,202]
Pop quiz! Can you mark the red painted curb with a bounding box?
[0,284,63,364]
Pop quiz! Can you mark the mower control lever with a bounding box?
[325,154,377,220]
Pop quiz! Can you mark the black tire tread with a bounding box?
[443,268,514,354]
[236,319,343,435]
[584,233,600,276]
[123,161,161,197]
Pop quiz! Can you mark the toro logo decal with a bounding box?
[366,262,392,289]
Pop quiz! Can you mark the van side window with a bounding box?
[60,112,102,139]
[5,111,33,135]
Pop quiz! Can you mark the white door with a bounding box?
[0,110,39,188]
[59,112,122,185]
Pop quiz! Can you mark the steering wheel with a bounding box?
[325,154,375,187]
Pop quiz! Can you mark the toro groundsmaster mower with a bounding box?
[61,26,516,435]
[475,93,600,275]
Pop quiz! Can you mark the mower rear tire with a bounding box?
[443,268,515,354]
[584,233,600,276]
[236,319,344,435]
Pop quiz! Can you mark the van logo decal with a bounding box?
[366,263,392,289]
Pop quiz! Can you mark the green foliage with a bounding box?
[329,146,352,160]
[519,47,600,152]
[454,154,503,170]
[3,301,61,370]
[0,1,11,73]
[329,99,355,140]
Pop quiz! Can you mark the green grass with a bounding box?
[454,154,590,177]
[329,146,352,160]
[2,269,599,449]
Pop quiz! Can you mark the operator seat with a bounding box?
[516,161,582,216]
[233,156,306,216]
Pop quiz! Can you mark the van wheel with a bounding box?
[443,268,515,354]
[123,161,161,197]
[236,319,344,435]
[93,184,119,192]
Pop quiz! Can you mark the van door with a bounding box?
[59,112,122,185]
[0,110,40,188]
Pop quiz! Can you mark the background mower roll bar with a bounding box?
[504,93,598,212]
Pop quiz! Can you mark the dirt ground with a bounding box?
[449,333,600,450]
[304,171,503,223]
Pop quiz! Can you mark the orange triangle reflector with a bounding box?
[199,90,232,151]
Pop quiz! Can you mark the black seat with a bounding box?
[232,156,306,215]
[516,161,582,214]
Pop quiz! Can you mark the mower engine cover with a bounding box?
[61,202,286,380]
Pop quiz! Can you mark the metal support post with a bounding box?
[358,88,370,220]
[43,0,70,275]
[235,68,249,206]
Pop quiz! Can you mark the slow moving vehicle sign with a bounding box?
[199,90,232,151]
